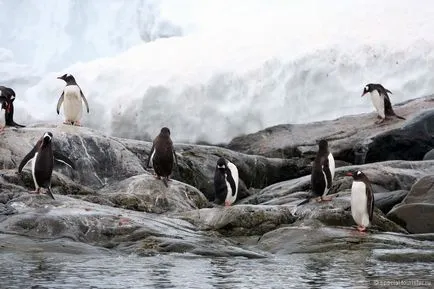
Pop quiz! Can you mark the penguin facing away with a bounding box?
[361,83,405,124]
[0,86,25,128]
[146,127,178,187]
[346,170,375,232]
[57,74,90,126]
[304,139,336,204]
[18,132,75,199]
[214,157,239,206]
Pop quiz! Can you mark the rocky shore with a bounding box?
[1,95,434,260]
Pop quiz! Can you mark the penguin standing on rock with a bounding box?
[18,132,75,199]
[0,86,25,128]
[346,170,375,232]
[0,95,6,133]
[146,127,178,187]
[361,83,405,124]
[57,74,90,126]
[297,140,335,206]
[214,157,239,206]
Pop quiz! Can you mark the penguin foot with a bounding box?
[356,225,367,232]
[63,121,72,125]
[153,174,161,180]
[30,188,40,194]
[0,126,4,134]
[375,118,386,124]
[224,201,231,207]
[73,121,82,126]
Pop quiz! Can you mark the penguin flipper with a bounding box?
[18,145,38,173]
[323,157,332,190]
[80,90,90,113]
[56,92,64,114]
[366,184,375,222]
[385,89,392,95]
[54,151,75,169]
[46,187,55,200]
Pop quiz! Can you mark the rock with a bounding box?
[1,125,310,203]
[423,149,434,160]
[119,138,311,201]
[179,205,297,236]
[374,190,408,214]
[0,194,264,258]
[387,175,434,233]
[255,226,433,254]
[227,96,434,164]
[240,160,432,205]
[99,174,209,214]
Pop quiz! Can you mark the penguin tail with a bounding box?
[162,177,169,188]
[46,187,55,200]
[395,115,406,120]
[296,198,310,206]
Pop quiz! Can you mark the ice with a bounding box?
[1,0,434,143]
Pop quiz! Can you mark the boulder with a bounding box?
[227,96,434,165]
[423,149,434,160]
[387,175,434,233]
[240,161,432,205]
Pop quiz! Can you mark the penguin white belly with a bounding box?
[351,181,370,227]
[31,153,39,189]
[328,153,335,180]
[0,108,5,129]
[225,161,239,205]
[63,86,83,122]
[369,91,385,118]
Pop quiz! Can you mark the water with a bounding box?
[0,248,432,288]
[1,1,434,143]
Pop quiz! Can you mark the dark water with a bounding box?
[0,248,433,289]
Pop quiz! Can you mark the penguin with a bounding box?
[361,83,405,123]
[346,170,375,232]
[18,132,75,199]
[214,157,239,206]
[146,127,178,187]
[0,86,25,128]
[304,140,336,205]
[57,74,90,126]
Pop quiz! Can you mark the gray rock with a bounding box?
[374,190,408,214]
[227,96,434,164]
[387,175,434,233]
[423,149,434,160]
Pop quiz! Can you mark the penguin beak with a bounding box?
[57,76,63,80]
[361,91,366,97]
[346,172,353,176]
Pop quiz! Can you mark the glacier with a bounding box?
[1,0,434,143]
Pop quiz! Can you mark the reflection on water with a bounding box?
[0,249,432,289]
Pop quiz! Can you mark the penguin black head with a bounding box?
[346,170,367,181]
[318,139,329,151]
[160,127,171,136]
[216,157,227,170]
[0,86,16,113]
[42,132,53,145]
[57,73,76,85]
[361,84,374,97]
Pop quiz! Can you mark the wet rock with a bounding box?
[0,203,17,215]
[227,96,434,164]
[374,190,408,214]
[179,205,297,236]
[99,174,209,214]
[0,194,264,258]
[423,149,434,160]
[387,176,434,234]
[256,227,433,254]
[240,161,432,206]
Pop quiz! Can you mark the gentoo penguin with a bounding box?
[361,83,405,123]
[307,139,336,204]
[346,170,375,232]
[57,74,89,126]
[18,132,75,199]
[0,86,25,128]
[214,157,239,206]
[146,127,178,187]
[0,95,6,132]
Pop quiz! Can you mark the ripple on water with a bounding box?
[0,249,433,289]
